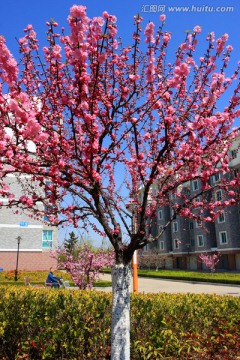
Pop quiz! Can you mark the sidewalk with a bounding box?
[97,273,240,296]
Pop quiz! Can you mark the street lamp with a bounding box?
[14,236,21,281]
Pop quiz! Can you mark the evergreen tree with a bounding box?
[64,232,79,254]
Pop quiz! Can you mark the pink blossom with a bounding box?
[93,16,105,27]
[193,25,202,34]
[69,5,87,18]
[129,74,140,81]
[162,32,171,44]
[102,11,109,19]
[199,253,220,272]
[174,62,190,76]
[160,14,166,22]
[144,22,155,43]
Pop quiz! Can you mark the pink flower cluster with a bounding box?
[199,253,220,272]
[52,245,115,289]
[0,36,18,87]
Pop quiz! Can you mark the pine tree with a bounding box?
[64,232,79,254]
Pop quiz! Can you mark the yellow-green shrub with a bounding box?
[0,270,72,283]
[0,287,239,359]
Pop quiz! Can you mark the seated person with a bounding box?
[46,267,63,288]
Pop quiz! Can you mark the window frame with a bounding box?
[195,221,202,228]
[174,239,180,249]
[189,222,194,230]
[157,209,163,221]
[230,149,238,159]
[212,173,220,183]
[219,231,228,244]
[197,234,204,247]
[159,241,164,250]
[172,221,178,233]
[192,180,199,191]
[42,230,53,248]
[218,211,225,223]
[216,189,222,202]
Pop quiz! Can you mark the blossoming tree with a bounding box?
[199,252,221,272]
[52,244,114,289]
[0,5,240,359]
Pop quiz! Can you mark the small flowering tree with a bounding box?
[53,244,114,289]
[0,4,240,359]
[199,252,221,272]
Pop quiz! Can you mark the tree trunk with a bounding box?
[111,264,132,360]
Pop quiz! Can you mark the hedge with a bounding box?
[0,286,239,359]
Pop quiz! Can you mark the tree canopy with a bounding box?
[0,5,239,264]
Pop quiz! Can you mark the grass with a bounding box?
[102,268,240,285]
[138,269,240,284]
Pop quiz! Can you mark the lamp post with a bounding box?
[14,236,21,281]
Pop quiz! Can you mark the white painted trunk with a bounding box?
[111,264,132,360]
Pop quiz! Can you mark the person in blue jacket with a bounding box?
[46,267,63,288]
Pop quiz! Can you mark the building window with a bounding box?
[189,222,194,230]
[219,231,228,244]
[159,241,164,250]
[213,173,220,183]
[42,230,53,248]
[218,212,225,223]
[191,238,195,247]
[192,180,199,191]
[173,221,178,232]
[44,205,51,222]
[158,210,163,220]
[158,225,163,232]
[174,239,180,249]
[232,168,239,179]
[230,149,238,159]
[194,195,202,208]
[197,235,204,247]
[216,190,222,201]
[196,221,202,228]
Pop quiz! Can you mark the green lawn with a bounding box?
[102,268,240,285]
[137,269,240,284]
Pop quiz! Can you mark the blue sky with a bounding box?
[1,1,239,246]
[1,0,239,59]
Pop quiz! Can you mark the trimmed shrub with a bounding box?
[0,287,239,359]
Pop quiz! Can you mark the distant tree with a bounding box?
[139,249,168,270]
[199,252,221,272]
[53,244,114,289]
[63,231,79,254]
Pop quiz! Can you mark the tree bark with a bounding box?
[111,264,132,360]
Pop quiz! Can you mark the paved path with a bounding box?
[97,273,240,296]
